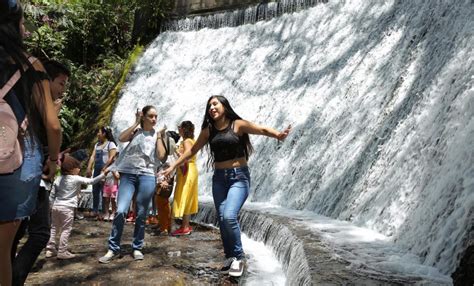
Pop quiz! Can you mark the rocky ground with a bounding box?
[24,217,243,285]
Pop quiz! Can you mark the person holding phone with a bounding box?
[162,95,291,277]
[99,105,166,263]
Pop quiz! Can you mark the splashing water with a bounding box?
[112,0,474,276]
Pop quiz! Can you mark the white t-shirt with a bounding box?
[113,129,162,176]
[94,141,118,164]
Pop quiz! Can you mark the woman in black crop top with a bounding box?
[163,95,291,277]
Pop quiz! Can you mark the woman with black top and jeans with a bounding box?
[162,95,291,277]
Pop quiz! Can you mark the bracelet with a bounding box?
[48,156,58,162]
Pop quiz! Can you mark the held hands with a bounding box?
[160,165,175,179]
[160,180,169,188]
[101,167,110,176]
[42,159,57,181]
[276,124,292,141]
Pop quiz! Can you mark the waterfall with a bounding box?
[111,0,474,276]
[193,203,312,285]
[162,0,328,31]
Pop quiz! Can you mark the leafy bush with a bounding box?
[23,0,170,148]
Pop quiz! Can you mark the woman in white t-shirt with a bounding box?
[99,105,167,263]
[86,126,117,220]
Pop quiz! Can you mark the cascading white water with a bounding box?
[111,0,474,276]
[161,0,326,31]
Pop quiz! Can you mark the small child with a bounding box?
[154,162,175,235]
[103,170,119,221]
[46,155,106,259]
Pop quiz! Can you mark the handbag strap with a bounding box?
[161,135,169,155]
[0,57,38,99]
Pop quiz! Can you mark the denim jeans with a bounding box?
[108,173,156,253]
[92,167,104,213]
[0,136,43,221]
[11,187,50,286]
[212,166,250,260]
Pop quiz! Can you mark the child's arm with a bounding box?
[73,172,106,186]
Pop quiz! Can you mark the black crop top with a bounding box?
[209,121,246,162]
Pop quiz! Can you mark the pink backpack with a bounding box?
[0,57,36,174]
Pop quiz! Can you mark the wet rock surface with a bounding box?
[24,218,241,285]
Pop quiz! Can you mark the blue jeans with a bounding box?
[212,166,250,260]
[108,173,156,253]
[0,136,43,221]
[92,167,104,213]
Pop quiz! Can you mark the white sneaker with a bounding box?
[57,251,76,260]
[220,257,236,274]
[133,250,144,260]
[45,250,57,258]
[98,250,120,264]
[229,259,244,277]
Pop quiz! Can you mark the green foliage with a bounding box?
[22,0,170,148]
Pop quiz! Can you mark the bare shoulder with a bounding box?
[233,119,248,128]
[234,119,250,134]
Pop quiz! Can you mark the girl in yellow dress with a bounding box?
[171,121,198,236]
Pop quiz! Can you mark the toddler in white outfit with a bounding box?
[46,155,105,259]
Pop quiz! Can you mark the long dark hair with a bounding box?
[0,0,47,146]
[99,126,117,145]
[201,95,253,168]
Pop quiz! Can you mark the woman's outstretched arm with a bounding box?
[162,127,210,177]
[235,119,291,140]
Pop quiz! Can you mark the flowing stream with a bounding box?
[111,0,474,280]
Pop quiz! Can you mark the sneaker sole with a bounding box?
[57,257,76,260]
[172,232,192,236]
[229,270,243,277]
[98,254,120,264]
[98,257,118,264]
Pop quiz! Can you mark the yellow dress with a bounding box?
[172,138,198,218]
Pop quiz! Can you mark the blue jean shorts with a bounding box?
[0,136,44,221]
